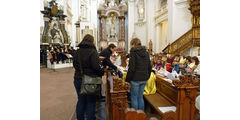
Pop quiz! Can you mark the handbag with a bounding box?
[80,74,102,96]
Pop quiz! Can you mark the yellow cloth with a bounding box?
[143,72,157,95]
[122,72,127,83]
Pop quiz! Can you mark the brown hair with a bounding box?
[130,38,141,46]
[192,56,199,65]
[82,34,94,44]
[185,56,192,63]
[78,34,95,47]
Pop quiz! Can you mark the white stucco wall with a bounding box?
[128,0,155,51]
[71,0,79,48]
[40,0,44,28]
[127,0,135,51]
[146,0,155,48]
[167,0,192,43]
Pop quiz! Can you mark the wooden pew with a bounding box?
[144,75,200,120]
[105,71,131,120]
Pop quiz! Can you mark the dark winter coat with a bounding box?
[126,46,152,82]
[99,47,117,70]
[73,42,104,80]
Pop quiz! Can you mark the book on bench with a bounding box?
[158,106,176,113]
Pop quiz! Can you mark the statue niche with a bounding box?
[107,13,119,41]
[41,0,69,45]
[98,0,127,50]
[137,0,145,21]
[50,17,63,44]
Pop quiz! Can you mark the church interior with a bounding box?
[40,0,200,120]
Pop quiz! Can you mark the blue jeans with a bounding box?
[96,101,106,120]
[130,81,147,111]
[74,78,97,120]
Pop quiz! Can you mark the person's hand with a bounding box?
[117,67,121,72]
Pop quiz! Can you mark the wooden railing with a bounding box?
[163,29,194,54]
[163,0,200,55]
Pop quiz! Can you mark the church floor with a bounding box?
[40,67,77,120]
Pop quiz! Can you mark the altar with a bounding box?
[40,0,71,67]
[98,0,128,51]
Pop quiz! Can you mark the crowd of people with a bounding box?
[151,53,200,78]
[48,46,74,64]
[72,34,200,120]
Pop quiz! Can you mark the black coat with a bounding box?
[73,42,104,80]
[99,47,117,70]
[126,46,152,82]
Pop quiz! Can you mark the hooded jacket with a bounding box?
[126,46,152,82]
[73,41,104,80]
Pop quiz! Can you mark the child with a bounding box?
[172,55,180,72]
[176,57,187,75]
[186,63,196,75]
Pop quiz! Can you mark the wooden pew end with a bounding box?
[125,108,147,120]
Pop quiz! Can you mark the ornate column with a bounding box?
[75,21,80,46]
[188,0,200,46]
[118,16,125,50]
[42,17,50,44]
[99,15,108,49]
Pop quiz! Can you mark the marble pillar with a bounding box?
[119,16,125,49]
[99,15,108,49]
[42,17,50,43]
[75,22,80,46]
[60,20,68,44]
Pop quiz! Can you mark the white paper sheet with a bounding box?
[163,78,173,83]
[158,106,176,113]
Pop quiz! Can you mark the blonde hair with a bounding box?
[130,38,141,46]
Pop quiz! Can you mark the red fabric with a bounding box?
[50,58,53,63]
[166,64,172,72]
[169,58,174,65]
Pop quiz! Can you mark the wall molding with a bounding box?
[175,0,189,8]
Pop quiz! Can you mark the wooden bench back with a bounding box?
[125,108,147,120]
[155,76,178,105]
[154,75,200,120]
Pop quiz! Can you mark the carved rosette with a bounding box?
[172,75,200,88]
[112,76,130,91]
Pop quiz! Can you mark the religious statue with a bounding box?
[44,0,49,7]
[137,0,145,21]
[53,32,62,44]
[50,23,60,39]
[110,23,116,38]
[149,40,153,55]
[120,0,127,6]
[109,13,117,39]
[109,0,116,7]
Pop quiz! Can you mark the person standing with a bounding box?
[73,34,104,120]
[126,38,152,111]
[99,44,121,71]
